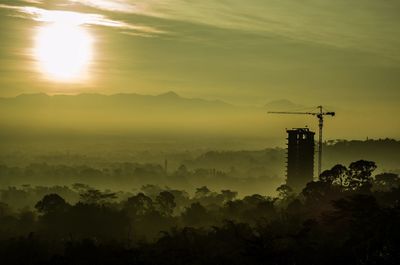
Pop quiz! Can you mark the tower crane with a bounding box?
[268,106,335,178]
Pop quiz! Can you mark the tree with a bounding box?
[72,183,91,193]
[156,191,176,216]
[181,202,209,227]
[195,186,211,199]
[347,160,376,192]
[124,193,154,216]
[301,181,332,205]
[221,189,238,202]
[374,173,400,191]
[319,164,348,187]
[140,184,162,199]
[163,189,190,214]
[79,189,117,205]
[35,193,69,215]
[276,184,293,199]
[243,194,266,205]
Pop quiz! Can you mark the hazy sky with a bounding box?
[0,1,399,118]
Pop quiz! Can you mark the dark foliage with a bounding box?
[0,160,399,265]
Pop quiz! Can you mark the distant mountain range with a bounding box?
[264,99,305,111]
[0,92,277,139]
[1,92,306,110]
[1,92,323,145]
[0,91,235,110]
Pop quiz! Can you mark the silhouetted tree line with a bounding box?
[324,138,400,170]
[0,161,282,198]
[0,160,399,265]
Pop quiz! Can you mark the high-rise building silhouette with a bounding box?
[286,128,315,192]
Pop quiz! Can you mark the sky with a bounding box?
[0,0,399,138]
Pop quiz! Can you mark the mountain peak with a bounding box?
[158,91,180,98]
[264,99,303,110]
[16,93,49,98]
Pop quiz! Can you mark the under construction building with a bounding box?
[286,128,315,192]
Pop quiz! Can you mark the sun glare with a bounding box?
[34,22,93,82]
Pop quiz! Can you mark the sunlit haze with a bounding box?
[34,22,92,81]
[0,2,399,263]
[0,0,399,140]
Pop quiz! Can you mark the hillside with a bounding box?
[0,92,269,139]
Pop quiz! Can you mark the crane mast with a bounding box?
[268,106,335,178]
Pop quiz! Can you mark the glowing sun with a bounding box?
[34,22,93,82]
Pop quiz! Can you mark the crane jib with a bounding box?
[267,106,335,178]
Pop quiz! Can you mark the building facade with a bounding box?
[286,128,315,192]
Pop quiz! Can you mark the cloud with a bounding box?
[73,0,399,60]
[22,0,43,4]
[69,0,136,13]
[2,0,399,59]
[0,3,164,35]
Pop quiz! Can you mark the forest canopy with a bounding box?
[1,160,399,265]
